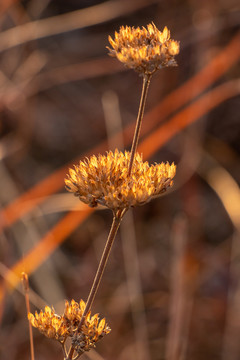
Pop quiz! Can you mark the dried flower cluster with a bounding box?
[108,23,179,75]
[65,149,176,211]
[28,299,110,353]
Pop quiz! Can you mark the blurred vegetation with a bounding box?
[0,0,240,359]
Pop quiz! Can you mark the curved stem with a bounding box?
[66,209,125,359]
[128,74,152,176]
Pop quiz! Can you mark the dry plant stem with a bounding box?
[128,74,152,176]
[27,295,35,360]
[66,209,126,360]
[22,274,35,360]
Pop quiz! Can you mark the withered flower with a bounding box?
[28,299,110,353]
[71,311,111,354]
[28,306,68,343]
[65,149,176,211]
[108,23,179,75]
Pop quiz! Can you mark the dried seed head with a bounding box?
[28,299,110,352]
[65,149,176,211]
[107,23,180,75]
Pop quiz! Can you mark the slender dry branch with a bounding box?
[128,74,151,176]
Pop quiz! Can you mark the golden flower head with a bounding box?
[28,299,111,352]
[107,23,180,75]
[65,149,176,211]
[28,306,68,343]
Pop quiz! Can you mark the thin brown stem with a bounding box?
[21,272,35,360]
[82,211,123,316]
[66,209,125,359]
[128,74,152,176]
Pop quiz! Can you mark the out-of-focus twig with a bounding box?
[0,206,93,297]
[0,262,46,309]
[200,152,240,360]
[121,212,151,360]
[204,159,240,230]
[166,214,194,360]
[139,79,240,159]
[0,0,159,53]
[0,50,47,109]
[27,57,125,96]
[102,90,124,151]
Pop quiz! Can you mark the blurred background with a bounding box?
[0,0,240,359]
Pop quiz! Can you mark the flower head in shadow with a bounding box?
[108,23,179,76]
[65,149,176,211]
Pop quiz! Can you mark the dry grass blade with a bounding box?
[199,152,240,360]
[139,79,240,159]
[205,161,240,230]
[166,215,194,360]
[0,0,159,53]
[0,262,47,309]
[1,206,93,296]
[142,32,240,136]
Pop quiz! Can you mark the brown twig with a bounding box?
[165,215,191,360]
[0,0,159,53]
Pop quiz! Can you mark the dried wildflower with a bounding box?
[108,23,179,75]
[65,149,176,211]
[72,311,111,354]
[28,306,68,343]
[28,299,110,353]
[64,299,86,330]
